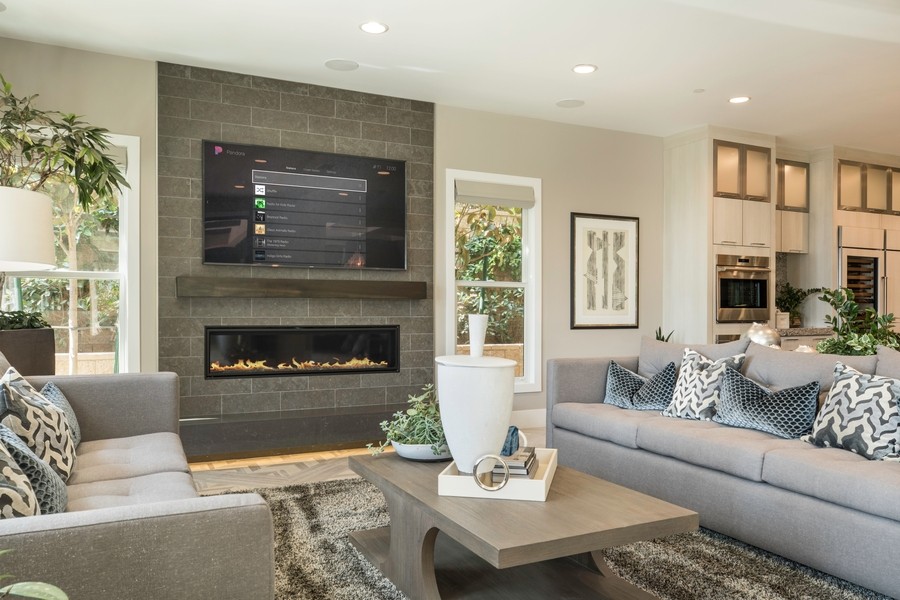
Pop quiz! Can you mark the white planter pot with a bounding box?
[467,314,488,357]
[390,441,451,462]
[435,354,516,474]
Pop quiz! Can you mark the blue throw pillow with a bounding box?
[605,360,677,411]
[40,382,81,447]
[715,367,818,439]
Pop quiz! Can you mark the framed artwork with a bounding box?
[570,213,639,329]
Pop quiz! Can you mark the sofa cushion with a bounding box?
[0,438,39,517]
[0,368,76,480]
[66,471,198,512]
[802,363,900,461]
[714,367,819,439]
[0,424,66,514]
[663,349,744,420]
[637,336,750,378]
[874,344,900,379]
[67,432,190,485]
[40,382,81,447]
[636,418,797,481]
[763,445,900,522]
[604,361,676,411]
[552,402,666,449]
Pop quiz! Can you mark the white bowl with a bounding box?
[391,441,452,462]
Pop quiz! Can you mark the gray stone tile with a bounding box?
[387,108,434,132]
[178,376,191,399]
[158,76,221,101]
[158,196,200,219]
[188,262,250,278]
[383,97,412,110]
[336,386,386,408]
[410,298,433,317]
[408,230,431,250]
[222,85,280,109]
[189,139,203,159]
[409,100,435,114]
[407,367,435,386]
[395,316,432,334]
[409,333,435,351]
[158,215,191,238]
[158,317,207,338]
[309,374,360,390]
[280,131,335,153]
[309,299,361,317]
[407,162,433,181]
[401,350,434,369]
[158,336,192,358]
[361,122,410,144]
[158,236,200,258]
[158,116,222,140]
[158,63,190,78]
[191,297,253,318]
[157,276,176,299]
[190,67,252,87]
[251,108,308,132]
[159,96,190,118]
[220,124,281,147]
[308,116,361,138]
[189,337,205,358]
[222,392,282,414]
[189,179,202,199]
[281,93,335,117]
[334,137,386,158]
[158,297,193,318]
[251,297,310,317]
[251,377,309,393]
[335,101,386,124]
[191,376,252,396]
[386,143,433,164]
[407,212,434,232]
[158,355,203,375]
[253,76,308,96]
[280,389,336,411]
[360,300,411,317]
[410,128,434,147]
[159,177,191,199]
[408,179,433,197]
[159,136,191,158]
[191,100,251,125]
[159,156,201,179]
[180,395,222,419]
[220,317,281,327]
[363,370,407,388]
[407,247,433,268]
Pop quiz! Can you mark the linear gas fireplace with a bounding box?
[205,325,400,379]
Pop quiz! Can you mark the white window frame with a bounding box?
[442,169,542,393]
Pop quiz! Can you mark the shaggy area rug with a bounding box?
[243,478,891,600]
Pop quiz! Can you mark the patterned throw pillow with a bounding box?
[605,360,677,410]
[714,368,819,439]
[0,425,66,514]
[0,368,76,480]
[663,349,746,420]
[40,382,81,447]
[802,363,900,461]
[0,438,39,518]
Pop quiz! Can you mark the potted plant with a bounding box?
[0,310,54,375]
[815,287,900,355]
[775,282,822,328]
[368,384,451,461]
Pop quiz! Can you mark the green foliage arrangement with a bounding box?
[654,326,673,342]
[368,384,447,456]
[0,75,127,210]
[815,287,900,355]
[0,310,49,330]
[775,282,822,325]
[0,550,68,599]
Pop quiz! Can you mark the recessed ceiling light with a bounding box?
[693,88,706,94]
[729,96,751,104]
[325,59,360,72]
[556,99,585,109]
[572,64,597,74]
[360,21,389,34]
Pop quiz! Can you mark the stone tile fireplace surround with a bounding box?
[157,63,434,458]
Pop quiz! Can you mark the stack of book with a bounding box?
[492,446,538,482]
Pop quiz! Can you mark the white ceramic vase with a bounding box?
[467,314,488,357]
[435,354,516,474]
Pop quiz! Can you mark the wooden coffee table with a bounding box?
[349,453,698,600]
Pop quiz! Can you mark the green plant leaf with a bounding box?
[0,581,68,600]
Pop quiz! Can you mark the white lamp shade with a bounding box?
[0,187,56,271]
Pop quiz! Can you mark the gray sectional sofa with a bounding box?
[0,372,274,599]
[548,338,900,599]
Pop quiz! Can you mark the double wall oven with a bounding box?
[716,254,771,323]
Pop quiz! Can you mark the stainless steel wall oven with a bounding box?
[716,254,770,323]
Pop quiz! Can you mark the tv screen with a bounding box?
[202,141,406,270]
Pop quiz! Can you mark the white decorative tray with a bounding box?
[437,448,557,502]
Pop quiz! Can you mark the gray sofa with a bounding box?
[548,338,900,599]
[0,372,275,599]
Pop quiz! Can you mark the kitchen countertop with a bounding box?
[776,327,833,337]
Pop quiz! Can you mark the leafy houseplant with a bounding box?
[0,549,68,599]
[0,310,53,375]
[368,384,448,457]
[815,287,900,355]
[0,310,49,330]
[775,282,822,328]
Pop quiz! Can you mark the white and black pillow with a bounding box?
[0,368,76,480]
[605,360,677,411]
[802,363,900,461]
[40,382,81,447]
[663,349,745,420]
[0,425,66,514]
[0,438,39,518]
[714,368,819,439]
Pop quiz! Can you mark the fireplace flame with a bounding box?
[210,356,389,374]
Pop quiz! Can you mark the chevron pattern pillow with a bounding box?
[663,349,745,420]
[0,438,39,518]
[605,360,677,410]
[802,363,900,461]
[714,367,819,438]
[0,425,66,515]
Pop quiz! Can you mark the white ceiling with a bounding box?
[2,0,900,155]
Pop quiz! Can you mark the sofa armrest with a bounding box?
[28,372,179,442]
[0,494,274,600]
[546,356,637,446]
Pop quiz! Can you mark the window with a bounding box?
[443,170,541,393]
[0,134,140,374]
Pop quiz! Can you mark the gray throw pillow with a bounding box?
[663,349,745,420]
[0,438,39,518]
[802,363,900,461]
[605,360,677,411]
[715,367,819,439]
[40,382,81,447]
[0,425,67,514]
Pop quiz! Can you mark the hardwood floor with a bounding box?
[191,427,546,495]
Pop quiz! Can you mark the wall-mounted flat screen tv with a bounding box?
[202,140,407,270]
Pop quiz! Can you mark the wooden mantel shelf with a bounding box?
[176,276,427,300]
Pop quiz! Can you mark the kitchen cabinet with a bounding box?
[838,160,897,213]
[777,159,809,211]
[714,140,771,202]
[780,335,830,351]
[776,210,808,253]
[713,197,770,247]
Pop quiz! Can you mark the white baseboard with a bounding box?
[511,408,546,429]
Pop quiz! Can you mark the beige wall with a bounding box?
[0,38,158,371]
[434,105,664,412]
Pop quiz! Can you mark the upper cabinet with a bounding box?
[837,159,898,213]
[713,140,771,202]
[777,159,809,212]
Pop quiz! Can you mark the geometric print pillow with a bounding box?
[801,363,900,461]
[714,367,819,439]
[663,349,745,420]
[0,438,39,518]
[604,360,677,411]
[40,382,81,447]
[0,368,76,481]
[0,425,67,515]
